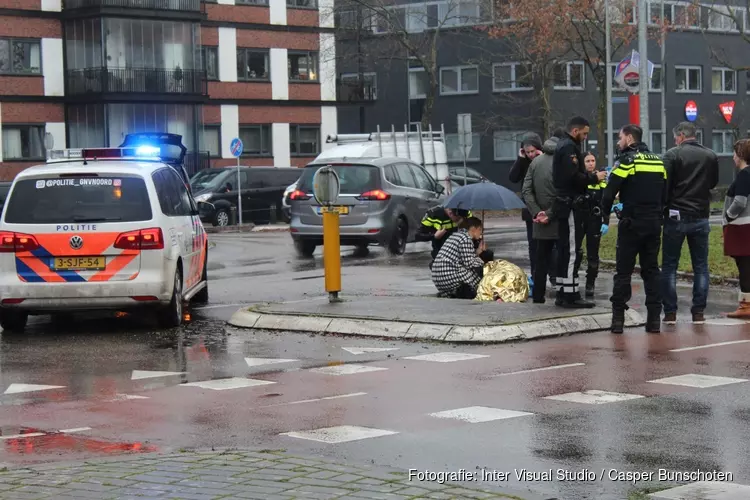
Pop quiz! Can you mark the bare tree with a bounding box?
[334,0,492,128]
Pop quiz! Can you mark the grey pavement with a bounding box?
[0,449,547,500]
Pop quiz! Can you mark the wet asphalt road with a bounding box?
[1,222,749,500]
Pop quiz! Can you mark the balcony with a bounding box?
[63,0,204,17]
[66,68,208,99]
[337,79,377,103]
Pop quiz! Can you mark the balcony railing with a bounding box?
[337,79,377,102]
[66,68,207,96]
[64,0,203,11]
[183,151,211,177]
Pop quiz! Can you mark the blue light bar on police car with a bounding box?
[46,147,163,163]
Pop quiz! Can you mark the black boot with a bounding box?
[611,309,625,334]
[646,309,661,333]
[585,279,595,298]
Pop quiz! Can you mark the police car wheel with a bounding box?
[158,267,183,328]
[0,310,28,333]
[192,248,209,304]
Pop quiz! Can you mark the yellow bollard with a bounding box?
[322,209,341,301]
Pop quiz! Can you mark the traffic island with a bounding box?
[228,296,644,343]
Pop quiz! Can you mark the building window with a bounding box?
[493,62,532,91]
[493,131,529,161]
[649,64,662,91]
[239,125,272,156]
[712,67,736,94]
[706,5,741,31]
[287,0,316,7]
[288,51,318,82]
[201,126,220,158]
[237,0,268,4]
[237,49,269,81]
[409,67,428,99]
[290,125,320,156]
[446,133,480,161]
[439,65,479,95]
[0,38,41,75]
[201,46,218,81]
[712,129,736,156]
[675,65,702,92]
[341,72,377,100]
[2,125,46,160]
[553,61,584,90]
[650,130,666,154]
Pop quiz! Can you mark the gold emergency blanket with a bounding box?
[474,260,529,303]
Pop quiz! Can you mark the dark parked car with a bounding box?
[449,166,488,185]
[0,182,11,211]
[191,166,301,226]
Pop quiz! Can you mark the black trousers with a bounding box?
[556,209,585,300]
[611,219,662,312]
[734,256,750,293]
[533,239,557,301]
[525,219,537,277]
[575,215,602,285]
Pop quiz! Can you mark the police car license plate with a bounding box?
[315,206,349,215]
[52,256,106,270]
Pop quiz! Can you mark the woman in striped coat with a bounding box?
[431,217,487,299]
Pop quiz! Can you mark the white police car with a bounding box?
[0,146,209,332]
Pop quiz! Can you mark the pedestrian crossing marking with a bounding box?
[280,425,398,443]
[428,406,534,423]
[342,347,399,355]
[544,390,645,404]
[648,374,748,388]
[244,357,298,367]
[309,364,388,376]
[131,370,185,380]
[181,377,276,390]
[403,352,489,363]
[3,383,65,395]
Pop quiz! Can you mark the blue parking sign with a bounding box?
[230,138,243,157]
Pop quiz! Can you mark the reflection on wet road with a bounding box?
[1,226,750,500]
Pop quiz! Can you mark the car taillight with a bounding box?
[358,190,390,201]
[0,232,40,253]
[289,190,310,201]
[114,228,164,250]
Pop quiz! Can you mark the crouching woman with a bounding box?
[431,217,488,299]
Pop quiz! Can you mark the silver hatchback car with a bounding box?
[289,158,446,256]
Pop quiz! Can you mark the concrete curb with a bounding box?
[251,225,290,232]
[228,307,645,342]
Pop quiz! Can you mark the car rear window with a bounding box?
[297,165,379,195]
[4,176,152,224]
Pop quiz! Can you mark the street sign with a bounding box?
[457,114,472,186]
[611,96,628,104]
[685,100,698,122]
[720,101,735,123]
[230,137,243,157]
[614,50,654,94]
[312,166,341,206]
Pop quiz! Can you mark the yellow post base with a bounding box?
[322,211,341,296]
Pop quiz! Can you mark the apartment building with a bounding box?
[0,0,343,181]
[336,0,750,187]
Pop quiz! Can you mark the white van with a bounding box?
[316,125,451,192]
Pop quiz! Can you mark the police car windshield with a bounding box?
[4,176,152,224]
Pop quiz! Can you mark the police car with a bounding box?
[0,146,209,332]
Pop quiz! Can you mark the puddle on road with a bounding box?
[1,427,156,456]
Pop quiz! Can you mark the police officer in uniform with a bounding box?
[415,206,471,267]
[601,124,668,334]
[577,151,608,298]
[552,116,607,308]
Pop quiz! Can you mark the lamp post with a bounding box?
[605,0,614,167]
[637,0,650,139]
[660,0,667,152]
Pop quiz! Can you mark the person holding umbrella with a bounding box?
[415,206,471,269]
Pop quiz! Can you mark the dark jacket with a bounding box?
[509,155,533,222]
[521,137,559,240]
[601,142,667,224]
[552,133,598,216]
[662,139,719,219]
[415,206,461,259]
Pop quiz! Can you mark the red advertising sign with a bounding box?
[720,101,735,123]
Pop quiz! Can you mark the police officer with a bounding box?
[552,116,607,308]
[415,206,471,266]
[601,124,668,334]
[577,151,607,298]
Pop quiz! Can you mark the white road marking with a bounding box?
[181,378,276,390]
[310,364,388,376]
[669,340,750,352]
[491,363,585,377]
[106,394,149,401]
[3,384,65,395]
[428,406,534,423]
[258,392,367,408]
[404,352,490,363]
[544,390,645,404]
[342,347,399,355]
[0,432,46,440]
[280,425,398,443]
[59,427,92,434]
[648,374,748,388]
[131,370,185,380]
[245,357,298,367]
[652,481,750,498]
